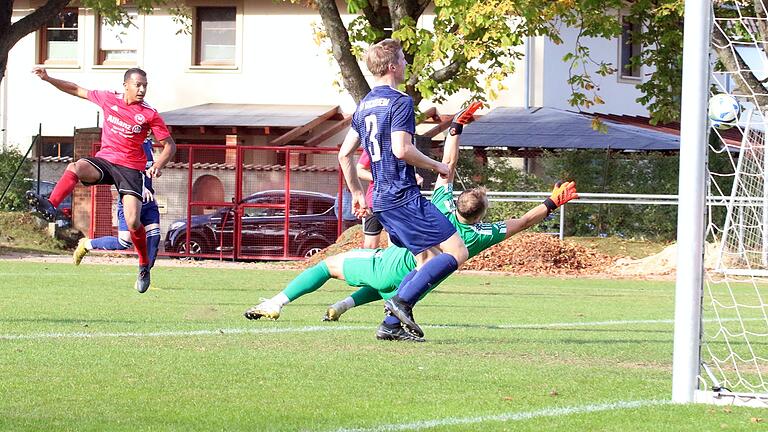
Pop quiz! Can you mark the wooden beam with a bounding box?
[269,106,340,146]
[303,116,353,147]
[421,115,453,138]
[421,107,441,122]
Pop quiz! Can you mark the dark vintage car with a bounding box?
[164,190,356,259]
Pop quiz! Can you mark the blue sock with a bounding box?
[147,234,160,269]
[397,253,458,304]
[398,269,417,291]
[384,315,401,326]
[382,270,418,326]
[90,236,127,251]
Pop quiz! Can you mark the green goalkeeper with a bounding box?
[244,103,578,340]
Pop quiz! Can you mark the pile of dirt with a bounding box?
[307,228,614,275]
[609,242,720,276]
[461,233,614,275]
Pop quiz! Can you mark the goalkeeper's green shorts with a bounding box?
[341,249,400,299]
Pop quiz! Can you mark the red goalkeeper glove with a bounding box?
[543,181,578,213]
[449,101,483,136]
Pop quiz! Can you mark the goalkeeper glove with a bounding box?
[543,181,578,213]
[449,101,483,136]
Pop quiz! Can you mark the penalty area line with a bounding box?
[329,399,671,432]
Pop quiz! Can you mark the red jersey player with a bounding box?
[28,67,176,294]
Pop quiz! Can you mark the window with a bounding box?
[39,8,79,65]
[195,7,236,66]
[289,198,309,216]
[97,9,139,65]
[311,198,333,215]
[618,16,642,81]
[36,137,74,158]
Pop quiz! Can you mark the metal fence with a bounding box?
[479,191,681,240]
[89,144,358,261]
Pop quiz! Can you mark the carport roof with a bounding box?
[460,107,681,151]
[160,103,342,128]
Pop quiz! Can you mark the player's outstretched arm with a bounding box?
[435,101,483,190]
[32,67,89,99]
[503,181,579,239]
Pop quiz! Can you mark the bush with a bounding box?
[457,150,552,228]
[541,150,680,239]
[0,147,32,212]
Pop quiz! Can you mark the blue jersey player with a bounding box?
[73,139,161,269]
[338,39,470,342]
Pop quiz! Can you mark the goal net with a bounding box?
[698,1,768,406]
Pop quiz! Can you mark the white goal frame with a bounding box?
[674,0,768,407]
[672,0,710,405]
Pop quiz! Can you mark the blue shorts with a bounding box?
[117,203,160,232]
[376,195,456,255]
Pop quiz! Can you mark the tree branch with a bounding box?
[2,0,71,52]
[430,61,462,84]
[315,0,370,103]
[360,1,389,33]
[712,25,768,107]
[387,0,408,32]
[415,0,430,18]
[753,0,768,45]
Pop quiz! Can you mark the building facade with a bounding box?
[4,1,650,150]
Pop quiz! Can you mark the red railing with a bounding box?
[88,143,357,261]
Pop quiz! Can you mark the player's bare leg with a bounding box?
[123,194,150,293]
[27,160,100,222]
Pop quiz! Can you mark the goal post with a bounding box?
[675,0,768,407]
[672,0,710,405]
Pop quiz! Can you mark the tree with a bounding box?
[314,0,768,128]
[313,0,563,106]
[0,1,180,88]
[309,0,682,124]
[461,0,687,126]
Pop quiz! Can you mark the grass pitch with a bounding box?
[0,260,766,431]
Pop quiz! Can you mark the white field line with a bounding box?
[0,325,368,340]
[329,399,671,432]
[0,317,752,341]
[0,272,135,277]
[434,317,749,330]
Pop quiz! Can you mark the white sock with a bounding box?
[333,296,356,313]
[84,239,93,250]
[271,292,290,307]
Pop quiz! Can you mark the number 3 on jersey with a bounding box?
[364,114,382,162]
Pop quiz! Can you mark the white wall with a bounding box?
[538,25,652,117]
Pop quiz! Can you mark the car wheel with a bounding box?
[301,241,329,258]
[176,237,204,260]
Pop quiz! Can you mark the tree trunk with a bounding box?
[0,0,72,87]
[712,25,768,108]
[315,0,370,104]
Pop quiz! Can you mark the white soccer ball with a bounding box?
[708,94,740,130]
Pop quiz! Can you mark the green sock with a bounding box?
[350,286,383,307]
[282,262,331,302]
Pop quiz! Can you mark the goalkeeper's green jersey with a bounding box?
[430,184,508,258]
[342,184,508,297]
